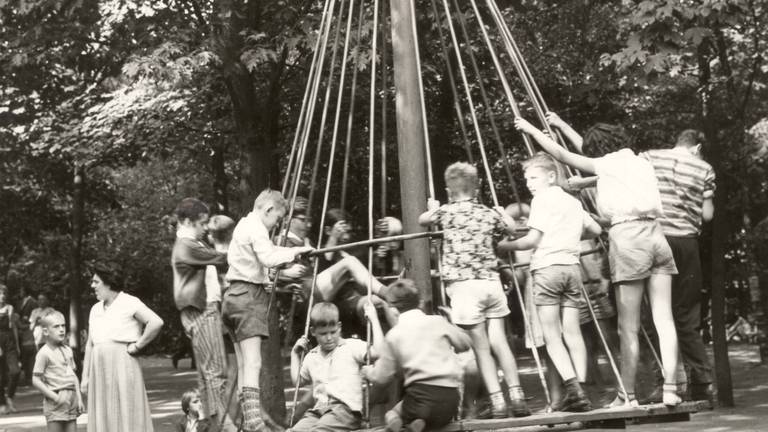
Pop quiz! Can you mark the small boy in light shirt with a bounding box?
[362,279,471,432]
[498,153,602,412]
[289,302,373,431]
[515,114,681,407]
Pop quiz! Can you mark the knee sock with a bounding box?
[241,387,265,432]
[508,385,525,401]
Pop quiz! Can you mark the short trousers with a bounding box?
[608,220,678,283]
[221,281,269,341]
[446,279,509,326]
[401,383,460,428]
[531,265,582,308]
[43,388,79,422]
[291,401,361,432]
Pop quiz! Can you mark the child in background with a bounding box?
[419,162,530,418]
[176,389,212,432]
[32,310,83,432]
[289,302,373,431]
[515,114,681,407]
[498,153,602,412]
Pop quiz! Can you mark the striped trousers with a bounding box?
[180,303,228,420]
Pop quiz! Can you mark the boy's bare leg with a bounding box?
[464,324,501,395]
[537,305,577,381]
[486,318,521,387]
[647,274,681,405]
[316,256,385,301]
[238,336,277,431]
[561,307,588,381]
[46,421,73,432]
[615,280,645,402]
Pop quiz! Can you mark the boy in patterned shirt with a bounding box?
[419,162,530,418]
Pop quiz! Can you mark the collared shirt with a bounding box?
[88,291,149,344]
[226,213,297,284]
[365,309,468,388]
[299,338,367,412]
[433,199,505,281]
[641,147,716,236]
[528,186,594,270]
[33,344,78,391]
[593,149,664,224]
[172,230,226,311]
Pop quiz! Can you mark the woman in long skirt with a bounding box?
[80,264,163,432]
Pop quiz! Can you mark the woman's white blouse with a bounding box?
[88,292,147,344]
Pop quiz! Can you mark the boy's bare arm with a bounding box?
[363,302,385,359]
[290,336,310,385]
[361,349,396,385]
[702,197,714,222]
[32,375,58,401]
[497,229,543,252]
[515,117,597,174]
[444,321,472,353]
[546,112,584,153]
[493,206,517,235]
[418,199,441,227]
[581,214,603,240]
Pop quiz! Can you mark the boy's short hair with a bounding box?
[175,198,210,223]
[582,123,630,158]
[385,279,421,313]
[180,389,199,414]
[253,189,288,212]
[309,302,340,328]
[676,129,705,148]
[40,309,64,328]
[522,152,560,180]
[444,162,478,195]
[505,202,531,219]
[209,215,235,243]
[324,208,349,229]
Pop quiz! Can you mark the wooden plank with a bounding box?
[356,401,709,432]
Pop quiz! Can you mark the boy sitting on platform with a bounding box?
[497,153,602,412]
[419,162,530,418]
[289,302,373,431]
[362,279,471,432]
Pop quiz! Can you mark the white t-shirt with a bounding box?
[88,292,148,344]
[527,186,593,271]
[593,149,664,224]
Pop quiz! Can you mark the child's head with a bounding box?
[289,197,312,238]
[384,279,421,314]
[676,129,706,156]
[505,202,531,225]
[253,189,288,230]
[582,123,630,158]
[323,208,351,244]
[522,153,559,196]
[309,302,341,353]
[40,310,66,345]
[175,198,211,240]
[180,389,202,418]
[207,214,235,246]
[444,162,478,200]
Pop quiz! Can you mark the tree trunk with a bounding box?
[211,139,229,214]
[69,165,85,352]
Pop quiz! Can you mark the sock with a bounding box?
[241,387,265,432]
[508,385,525,401]
[490,391,505,409]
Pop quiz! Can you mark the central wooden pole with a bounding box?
[389,1,433,308]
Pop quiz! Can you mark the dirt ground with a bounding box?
[0,344,765,432]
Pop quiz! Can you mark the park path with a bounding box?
[0,345,766,432]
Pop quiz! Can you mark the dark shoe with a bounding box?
[690,383,714,405]
[638,385,663,405]
[508,398,531,417]
[405,419,426,432]
[560,381,592,412]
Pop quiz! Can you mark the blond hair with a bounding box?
[444,162,478,196]
[253,189,287,212]
[523,153,562,184]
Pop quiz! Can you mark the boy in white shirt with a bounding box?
[515,115,681,407]
[498,153,601,412]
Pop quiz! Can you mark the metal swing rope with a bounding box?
[481,0,631,402]
[288,0,358,425]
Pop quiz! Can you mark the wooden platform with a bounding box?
[358,400,710,431]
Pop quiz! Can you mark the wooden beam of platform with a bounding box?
[356,401,709,432]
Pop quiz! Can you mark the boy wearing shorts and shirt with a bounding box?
[419,162,530,418]
[362,279,471,432]
[223,190,313,431]
[289,302,372,431]
[498,153,601,412]
[515,114,681,407]
[32,310,83,432]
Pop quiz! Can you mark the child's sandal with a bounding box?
[663,383,682,406]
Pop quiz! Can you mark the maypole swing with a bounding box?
[272,0,709,430]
